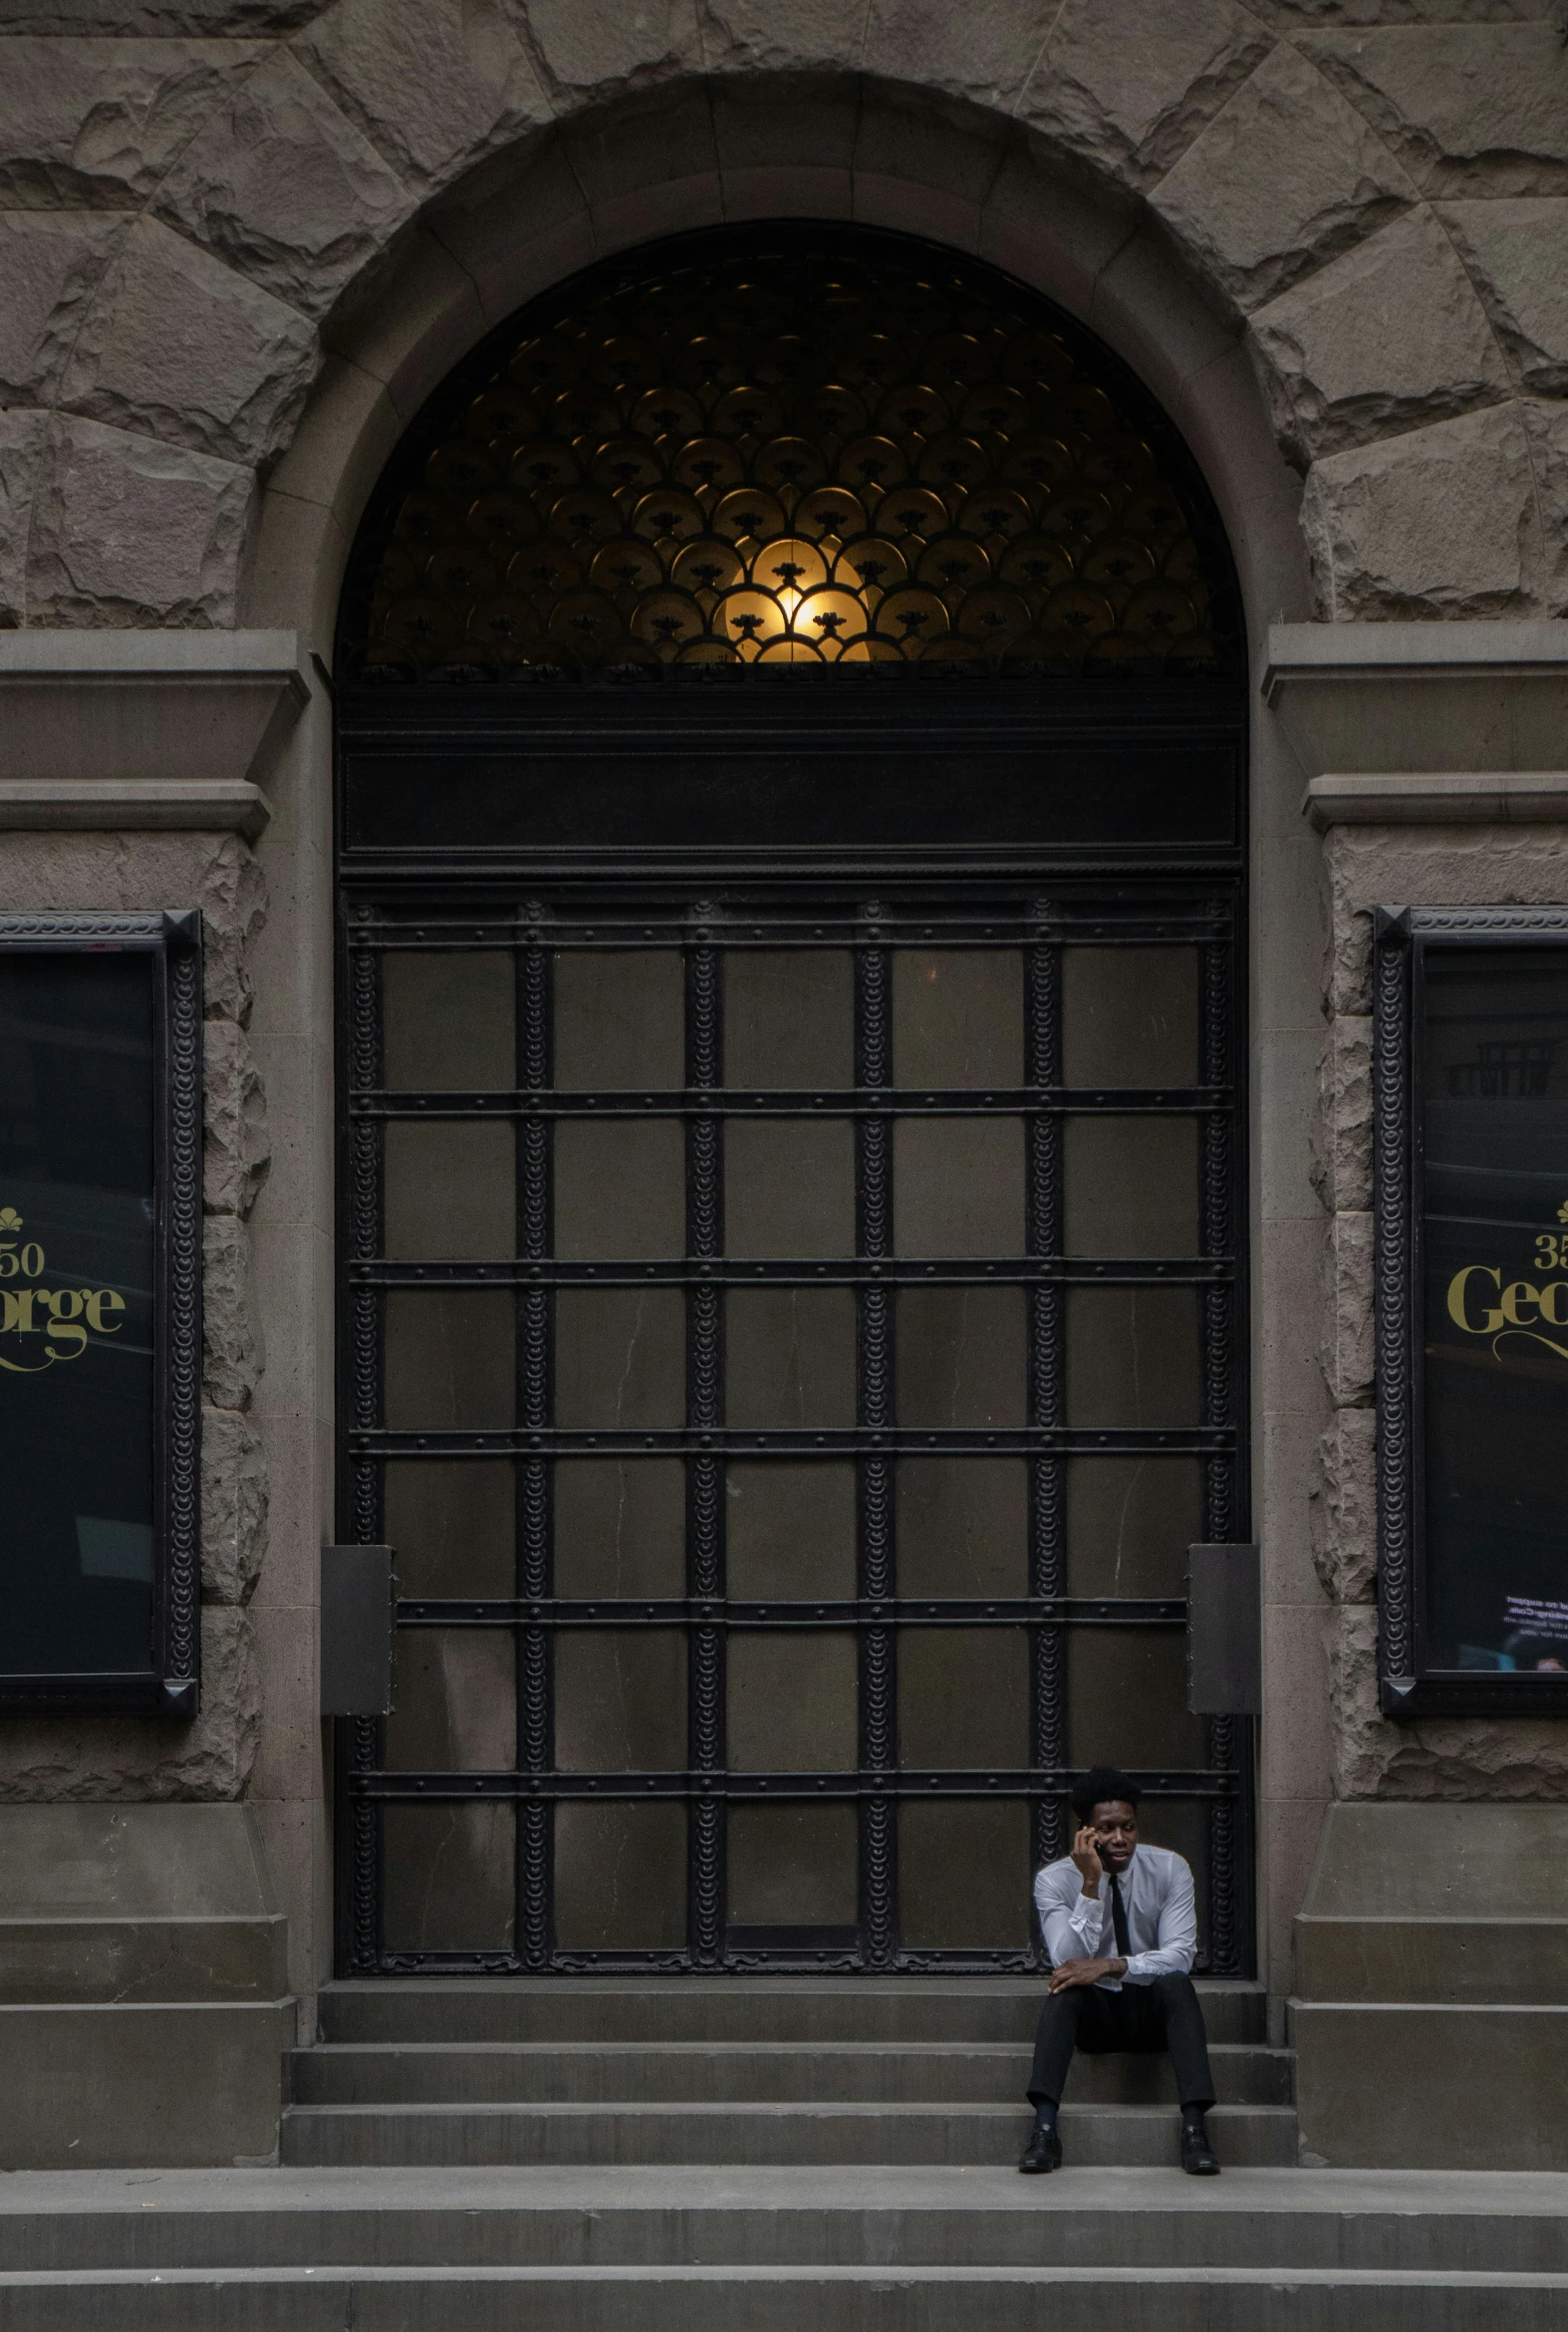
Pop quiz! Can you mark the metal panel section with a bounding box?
[1186,1544,1261,1715]
[322,1546,395,1717]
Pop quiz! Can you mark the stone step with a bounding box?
[2,2166,1567,2277]
[289,2038,1294,2108]
[0,2261,1564,2330]
[279,2099,1298,2170]
[318,1979,1267,2049]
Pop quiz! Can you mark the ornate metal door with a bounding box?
[332,226,1252,1977]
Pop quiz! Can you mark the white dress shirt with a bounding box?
[1032,1842,1198,1990]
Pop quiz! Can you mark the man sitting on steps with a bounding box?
[1019,1766,1220,2178]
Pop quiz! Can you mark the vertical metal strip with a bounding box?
[1200,919,1238,1975]
[857,907,896,1970]
[518,914,553,1968]
[1027,908,1066,1911]
[159,926,203,1709]
[346,920,384,1974]
[687,908,724,1967]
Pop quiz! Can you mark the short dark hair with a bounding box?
[1071,1767,1142,1824]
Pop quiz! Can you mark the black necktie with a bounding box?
[1109,1873,1132,1958]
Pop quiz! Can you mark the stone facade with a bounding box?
[0,829,267,1800]
[1315,822,1568,1802]
[0,0,1566,2014]
[0,8,1565,635]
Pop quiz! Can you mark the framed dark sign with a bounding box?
[1375,907,1568,1715]
[0,912,202,1713]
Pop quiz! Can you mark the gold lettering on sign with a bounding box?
[0,1208,129,1377]
[1445,1264,1568,1364]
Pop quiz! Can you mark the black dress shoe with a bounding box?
[1179,2112,1220,2176]
[1018,2121,1063,2174]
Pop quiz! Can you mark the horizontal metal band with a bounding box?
[352,1085,1229,1117]
[346,917,1232,949]
[397,1595,1186,1628]
[355,1425,1234,1456]
[354,1257,1230,1288]
[353,1766,1239,1801]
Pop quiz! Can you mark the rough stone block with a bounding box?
[1438,196,1568,396]
[200,834,268,1028]
[10,2,323,24]
[204,1014,271,1218]
[26,414,254,629]
[295,0,550,196]
[1300,400,1535,620]
[520,0,703,103]
[0,37,266,207]
[1328,1601,1568,1801]
[156,48,412,321]
[0,408,47,630]
[1153,42,1416,312]
[60,215,319,468]
[204,1210,263,1411]
[0,828,266,928]
[1301,23,1568,196]
[1018,0,1271,188]
[1321,1208,1374,1407]
[0,212,129,409]
[1311,1403,1376,1606]
[1520,396,1568,617]
[861,0,1057,116]
[1249,206,1506,466]
[201,1404,269,1606]
[699,0,868,77]
[0,1607,261,1801]
[1312,1013,1372,1215]
[1326,824,1568,1020]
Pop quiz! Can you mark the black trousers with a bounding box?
[1027,1972,1215,2110]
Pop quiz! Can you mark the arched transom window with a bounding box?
[341,232,1239,679]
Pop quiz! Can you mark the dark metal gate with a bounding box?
[331,223,1251,1978]
[335,719,1249,1974]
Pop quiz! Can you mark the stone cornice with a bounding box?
[0,779,270,839]
[0,633,309,833]
[1264,623,1568,799]
[1304,772,1568,829]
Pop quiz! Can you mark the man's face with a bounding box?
[1089,1799,1138,1871]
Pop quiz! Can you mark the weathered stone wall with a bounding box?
[1316,822,1568,1801]
[1,1,1566,1940]
[0,5,1566,633]
[0,830,267,1799]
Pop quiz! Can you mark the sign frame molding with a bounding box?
[0,909,203,1716]
[1374,902,1568,1718]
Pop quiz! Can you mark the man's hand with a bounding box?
[1048,1956,1127,1994]
[1070,1823,1104,1894]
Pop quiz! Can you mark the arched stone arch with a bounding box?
[7,8,1565,638]
[245,79,1311,657]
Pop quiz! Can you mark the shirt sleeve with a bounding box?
[1034,1865,1109,1966]
[1122,1854,1197,1979]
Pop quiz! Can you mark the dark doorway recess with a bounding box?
[334,225,1252,1978]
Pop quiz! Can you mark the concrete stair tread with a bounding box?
[288,2037,1294,2108]
[284,2101,1291,2119]
[2,2161,1566,2213]
[294,2039,1278,2057]
[5,2165,1568,2277]
[278,2101,1299,2170]
[317,1980,1268,2050]
[5,2264,1568,2287]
